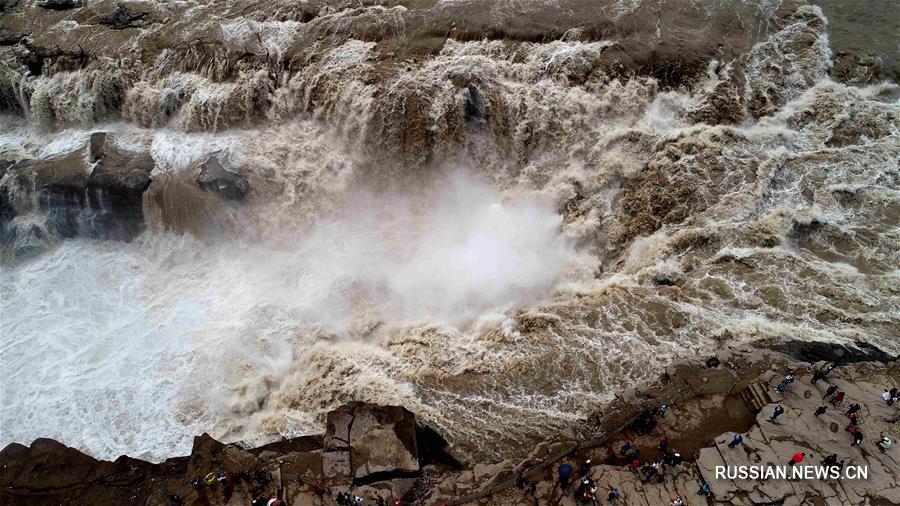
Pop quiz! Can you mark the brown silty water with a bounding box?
[0,0,897,463]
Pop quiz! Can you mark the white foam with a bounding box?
[0,171,577,460]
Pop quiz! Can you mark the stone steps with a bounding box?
[741,381,774,413]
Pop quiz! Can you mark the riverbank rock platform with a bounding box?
[1,341,896,505]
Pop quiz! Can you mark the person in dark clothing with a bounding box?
[769,405,785,422]
[811,369,827,384]
[619,441,632,456]
[558,463,574,489]
[814,406,827,417]
[824,385,838,399]
[846,403,861,416]
[658,437,669,454]
[822,454,838,468]
[851,430,864,447]
[728,433,743,448]
[575,478,597,504]
[608,488,621,503]
[579,459,592,477]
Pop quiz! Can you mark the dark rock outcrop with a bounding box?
[37,0,80,10]
[0,0,20,13]
[85,132,154,239]
[0,132,155,260]
[99,5,149,30]
[0,438,185,506]
[0,27,23,46]
[771,339,898,365]
[0,402,458,505]
[196,154,250,201]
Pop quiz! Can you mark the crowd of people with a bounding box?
[544,403,701,505]
[172,361,895,506]
[765,363,896,462]
[541,361,897,505]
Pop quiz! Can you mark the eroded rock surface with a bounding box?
[324,402,420,484]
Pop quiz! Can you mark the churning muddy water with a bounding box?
[1,0,897,463]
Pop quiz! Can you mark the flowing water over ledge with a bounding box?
[0,0,898,463]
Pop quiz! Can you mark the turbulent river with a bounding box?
[1,0,898,463]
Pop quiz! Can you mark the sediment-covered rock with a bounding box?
[324,402,420,483]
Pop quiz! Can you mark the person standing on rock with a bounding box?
[728,433,743,448]
[776,375,793,393]
[788,452,805,466]
[769,405,785,422]
[628,458,640,473]
[811,364,832,384]
[558,463,574,490]
[851,429,864,447]
[698,482,712,497]
[831,391,845,407]
[640,462,653,481]
[575,477,597,504]
[882,389,894,406]
[619,441,632,456]
[579,459,593,477]
[608,488,621,503]
[658,437,669,454]
[814,406,827,417]
[663,451,674,465]
[811,370,824,384]
[845,403,861,416]
[877,432,892,452]
[824,385,838,399]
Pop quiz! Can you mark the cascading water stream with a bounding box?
[1,0,898,463]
